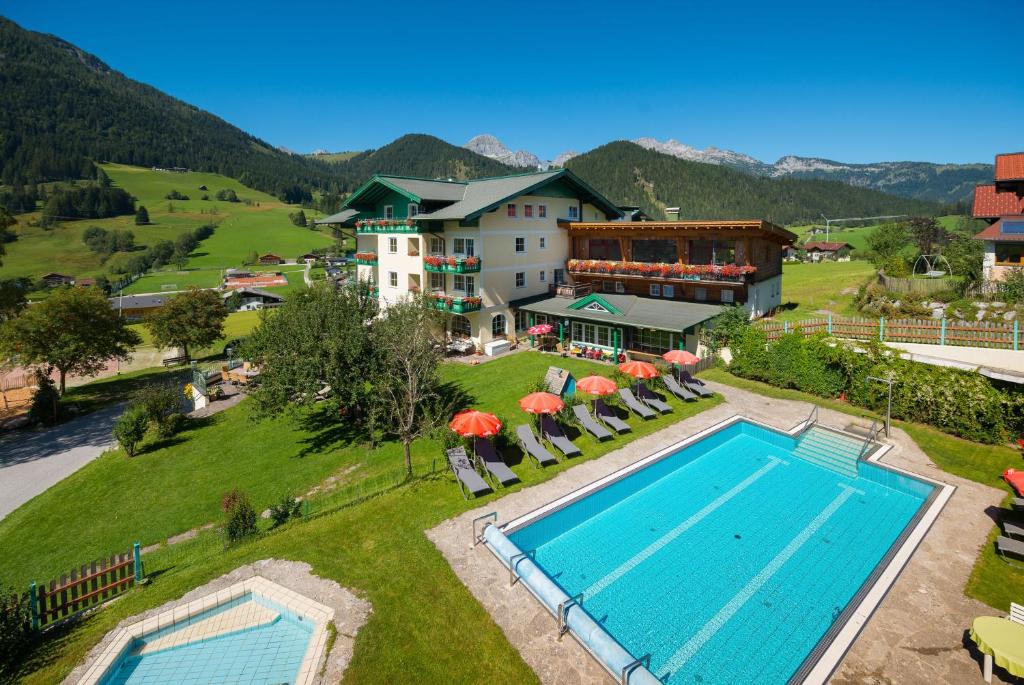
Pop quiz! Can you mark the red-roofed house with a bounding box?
[801,241,853,262]
[972,152,1024,282]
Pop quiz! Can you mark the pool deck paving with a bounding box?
[426,380,1014,684]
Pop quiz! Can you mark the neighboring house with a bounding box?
[297,253,319,264]
[973,152,1024,282]
[258,253,284,265]
[801,241,853,263]
[345,169,793,354]
[75,277,96,288]
[313,208,359,228]
[40,273,75,287]
[223,287,285,311]
[109,294,168,321]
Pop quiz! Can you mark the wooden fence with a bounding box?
[28,543,141,630]
[761,316,1021,350]
[877,271,957,296]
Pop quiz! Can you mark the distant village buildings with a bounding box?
[972,152,1024,283]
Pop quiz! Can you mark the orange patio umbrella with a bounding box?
[575,375,618,396]
[663,349,700,381]
[618,360,659,392]
[518,392,565,414]
[449,409,503,438]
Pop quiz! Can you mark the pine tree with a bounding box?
[135,205,149,225]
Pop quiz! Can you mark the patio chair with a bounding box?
[515,425,558,467]
[1004,521,1024,540]
[996,536,1024,568]
[680,371,715,398]
[593,398,631,433]
[637,382,673,414]
[540,414,582,458]
[663,374,698,401]
[220,365,232,385]
[446,447,491,500]
[618,388,655,419]
[474,437,519,487]
[1011,602,1024,626]
[572,405,612,441]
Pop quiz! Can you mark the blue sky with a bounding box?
[6,0,1021,164]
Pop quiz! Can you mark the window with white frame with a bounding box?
[491,314,507,338]
[539,236,546,249]
[453,237,475,256]
[515,236,526,253]
[650,283,662,297]
[553,268,565,284]
[695,287,707,301]
[568,205,579,220]
[387,271,398,288]
[408,203,419,217]
[539,270,546,283]
[721,289,734,303]
[602,280,614,292]
[430,237,444,254]
[634,329,673,355]
[429,272,444,290]
[384,205,394,219]
[571,322,611,347]
[453,274,475,296]
[615,281,625,293]
[387,237,398,254]
[515,272,526,288]
[507,203,517,218]
[515,310,530,331]
[464,276,475,296]
[451,315,472,339]
[663,284,675,298]
[524,204,533,218]
[538,204,547,218]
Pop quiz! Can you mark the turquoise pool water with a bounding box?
[99,594,313,685]
[508,421,932,684]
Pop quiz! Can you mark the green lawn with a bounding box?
[120,268,226,294]
[127,309,262,350]
[775,260,876,321]
[1,164,332,282]
[699,367,1024,612]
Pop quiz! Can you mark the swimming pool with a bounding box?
[486,418,943,684]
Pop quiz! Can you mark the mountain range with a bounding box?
[465,134,991,203]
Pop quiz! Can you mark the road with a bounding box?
[0,402,124,519]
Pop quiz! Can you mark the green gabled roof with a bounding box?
[519,294,723,333]
[342,174,466,210]
[567,293,623,315]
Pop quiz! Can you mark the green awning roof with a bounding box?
[517,293,724,332]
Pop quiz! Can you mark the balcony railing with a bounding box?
[354,252,378,266]
[431,294,482,313]
[355,218,437,234]
[423,255,482,274]
[566,259,756,284]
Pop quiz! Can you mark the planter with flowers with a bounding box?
[566,259,756,283]
[354,251,378,266]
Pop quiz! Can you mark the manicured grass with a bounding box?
[699,367,1024,612]
[127,310,262,350]
[0,352,720,591]
[60,366,191,414]
[774,260,876,321]
[120,268,225,294]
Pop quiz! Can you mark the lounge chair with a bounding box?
[637,382,673,414]
[1015,497,1024,511]
[663,374,698,401]
[1004,521,1024,540]
[593,399,631,433]
[572,405,612,441]
[474,438,519,487]
[996,536,1024,567]
[680,370,715,398]
[540,414,582,457]
[515,425,558,467]
[446,447,491,499]
[618,388,656,419]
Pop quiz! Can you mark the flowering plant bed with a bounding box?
[431,293,482,312]
[567,259,756,282]
[355,218,425,234]
[423,255,481,273]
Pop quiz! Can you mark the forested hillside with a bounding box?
[567,142,949,224]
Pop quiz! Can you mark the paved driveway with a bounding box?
[0,403,124,519]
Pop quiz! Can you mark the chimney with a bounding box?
[665,206,681,221]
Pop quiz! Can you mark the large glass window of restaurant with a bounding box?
[632,239,678,263]
[689,239,737,265]
[995,243,1024,265]
[571,322,611,347]
[634,328,674,355]
[588,239,621,261]
[515,310,530,331]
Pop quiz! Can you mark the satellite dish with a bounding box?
[912,254,952,278]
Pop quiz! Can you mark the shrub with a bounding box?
[222,489,258,542]
[28,370,60,425]
[0,586,32,678]
[703,305,750,354]
[999,269,1024,304]
[132,382,183,437]
[113,406,148,457]
[268,494,302,527]
[881,256,910,278]
[164,190,190,201]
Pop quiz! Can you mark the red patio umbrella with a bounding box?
[618,360,659,393]
[449,409,502,438]
[518,392,565,414]
[527,323,553,335]
[575,375,618,396]
[663,349,700,366]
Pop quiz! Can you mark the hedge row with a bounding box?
[729,328,1024,444]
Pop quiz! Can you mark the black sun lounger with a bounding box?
[637,382,673,414]
[540,414,582,458]
[515,424,558,467]
[446,447,491,499]
[593,398,631,433]
[663,374,698,401]
[474,437,519,487]
[572,404,612,441]
[618,388,655,419]
[680,370,715,398]
[996,536,1024,567]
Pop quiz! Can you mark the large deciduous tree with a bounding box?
[866,221,911,268]
[908,216,949,256]
[145,287,228,360]
[0,287,140,393]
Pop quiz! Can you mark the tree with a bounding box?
[113,405,148,457]
[173,232,198,269]
[0,279,28,322]
[866,221,911,268]
[0,287,140,393]
[289,209,307,227]
[941,234,984,285]
[907,216,948,255]
[371,297,452,476]
[134,205,150,225]
[145,287,227,360]
[0,208,14,266]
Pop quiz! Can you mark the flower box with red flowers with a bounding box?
[354,251,378,266]
[566,259,756,283]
